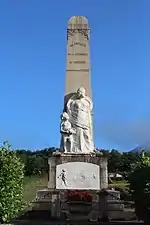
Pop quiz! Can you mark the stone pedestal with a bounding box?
[34,152,108,220]
[48,152,108,190]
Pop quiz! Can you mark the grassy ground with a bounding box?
[108,180,129,189]
[23,175,48,205]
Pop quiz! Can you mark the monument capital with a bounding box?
[68,16,89,29]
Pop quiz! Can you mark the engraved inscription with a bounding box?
[75,53,88,56]
[70,42,86,47]
[74,61,86,64]
[68,61,86,64]
[68,53,88,56]
[66,69,89,72]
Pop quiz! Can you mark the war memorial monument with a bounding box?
[35,16,134,221]
[48,16,108,191]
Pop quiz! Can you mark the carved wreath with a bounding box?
[67,29,89,40]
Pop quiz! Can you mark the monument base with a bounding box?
[32,152,108,220]
[48,151,108,190]
[33,188,136,221]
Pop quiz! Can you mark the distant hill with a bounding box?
[130,146,150,153]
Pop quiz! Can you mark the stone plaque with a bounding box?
[56,162,100,190]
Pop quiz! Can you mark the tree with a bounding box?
[120,152,140,172]
[108,149,122,172]
[15,147,56,176]
[0,141,25,223]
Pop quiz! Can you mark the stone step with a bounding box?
[9,208,142,225]
[107,200,124,211]
[16,210,52,220]
[107,209,137,221]
[10,220,143,225]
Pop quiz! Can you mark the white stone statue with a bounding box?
[60,112,76,153]
[65,87,94,153]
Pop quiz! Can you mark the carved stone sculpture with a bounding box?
[60,112,76,153]
[60,87,94,154]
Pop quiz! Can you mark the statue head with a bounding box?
[61,112,69,121]
[77,87,86,98]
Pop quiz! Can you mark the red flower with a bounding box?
[67,191,92,202]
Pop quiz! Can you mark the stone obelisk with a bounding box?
[65,16,91,103]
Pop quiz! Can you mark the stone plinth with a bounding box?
[34,188,136,221]
[34,189,100,221]
[48,152,108,190]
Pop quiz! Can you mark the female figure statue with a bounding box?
[66,87,94,153]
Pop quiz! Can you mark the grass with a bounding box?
[23,175,48,205]
[108,180,129,189]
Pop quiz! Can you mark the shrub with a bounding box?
[128,150,150,222]
[0,141,25,223]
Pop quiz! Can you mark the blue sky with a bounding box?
[0,0,150,151]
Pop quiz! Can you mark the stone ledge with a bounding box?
[10,219,144,225]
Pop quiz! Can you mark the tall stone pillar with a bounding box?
[65,16,92,103]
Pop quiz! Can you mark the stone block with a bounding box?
[106,189,120,200]
[33,189,61,218]
[107,200,124,211]
[48,153,108,190]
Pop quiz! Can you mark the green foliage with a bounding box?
[0,141,25,223]
[108,150,140,173]
[128,149,150,222]
[108,149,122,172]
[12,147,145,177]
[15,147,57,176]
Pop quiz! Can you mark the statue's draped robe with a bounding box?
[66,95,94,153]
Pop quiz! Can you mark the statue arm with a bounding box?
[60,123,66,133]
[66,96,75,115]
[87,98,93,128]
[87,97,93,115]
[60,122,73,134]
[66,99,72,114]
